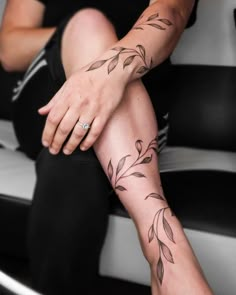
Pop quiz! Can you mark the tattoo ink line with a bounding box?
[145,197,175,285]
[107,136,158,191]
[106,136,176,286]
[87,45,152,75]
[133,12,173,31]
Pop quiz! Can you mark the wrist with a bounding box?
[86,44,144,84]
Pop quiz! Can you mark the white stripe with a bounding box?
[159,147,236,173]
[25,49,45,77]
[163,113,169,120]
[158,135,167,147]
[12,59,47,102]
[158,125,169,137]
[0,270,42,295]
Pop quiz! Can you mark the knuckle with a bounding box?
[58,125,70,135]
[90,130,100,139]
[73,128,84,139]
[47,113,60,125]
[80,97,90,108]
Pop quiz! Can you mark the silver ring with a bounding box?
[77,121,91,130]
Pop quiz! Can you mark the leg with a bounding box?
[21,18,111,295]
[61,9,213,295]
[11,50,56,159]
[95,82,213,295]
[28,148,111,295]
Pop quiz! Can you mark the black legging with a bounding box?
[11,51,112,294]
[28,148,111,294]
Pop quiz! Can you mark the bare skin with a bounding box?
[0,0,214,294]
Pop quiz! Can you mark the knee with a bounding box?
[65,8,116,38]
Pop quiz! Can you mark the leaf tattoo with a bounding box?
[146,204,176,285]
[107,160,113,181]
[116,155,131,176]
[157,257,164,285]
[87,45,152,75]
[133,12,173,31]
[135,139,143,154]
[145,193,165,201]
[106,136,176,286]
[106,136,158,190]
[163,215,175,243]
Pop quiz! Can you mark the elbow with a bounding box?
[169,2,195,30]
[0,35,21,72]
[0,46,31,72]
[0,54,16,72]
[0,49,23,72]
[0,44,18,72]
[167,7,187,32]
[0,43,14,72]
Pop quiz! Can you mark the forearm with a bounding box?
[87,1,193,83]
[0,27,56,72]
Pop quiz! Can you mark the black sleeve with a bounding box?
[186,0,199,28]
[37,0,48,5]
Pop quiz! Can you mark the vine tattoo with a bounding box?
[146,202,175,284]
[107,137,175,285]
[87,45,152,75]
[133,12,173,31]
[107,136,158,191]
[87,12,173,75]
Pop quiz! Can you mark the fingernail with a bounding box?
[42,140,49,147]
[49,148,57,154]
[63,149,71,155]
[80,146,86,151]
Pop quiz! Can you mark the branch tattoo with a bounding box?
[134,12,173,31]
[107,137,175,285]
[87,11,173,75]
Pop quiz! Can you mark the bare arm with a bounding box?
[86,0,195,82]
[39,0,196,152]
[0,0,56,72]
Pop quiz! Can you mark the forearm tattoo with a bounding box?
[107,137,175,285]
[87,12,173,76]
[133,12,173,31]
[87,45,152,75]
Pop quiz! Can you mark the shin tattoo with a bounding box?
[107,137,175,285]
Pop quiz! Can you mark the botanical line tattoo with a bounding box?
[133,12,173,31]
[107,137,176,285]
[145,196,175,285]
[87,45,152,75]
[107,136,158,191]
[86,12,173,76]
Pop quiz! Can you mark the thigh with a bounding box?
[11,49,59,159]
[11,16,71,160]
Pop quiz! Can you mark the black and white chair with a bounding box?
[0,1,236,294]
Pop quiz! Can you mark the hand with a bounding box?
[38,66,126,154]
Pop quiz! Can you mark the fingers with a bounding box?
[41,100,68,149]
[62,117,93,154]
[39,70,121,154]
[79,116,106,151]
[48,108,83,154]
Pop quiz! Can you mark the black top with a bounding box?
[40,0,199,38]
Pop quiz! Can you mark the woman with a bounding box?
[0,0,214,294]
